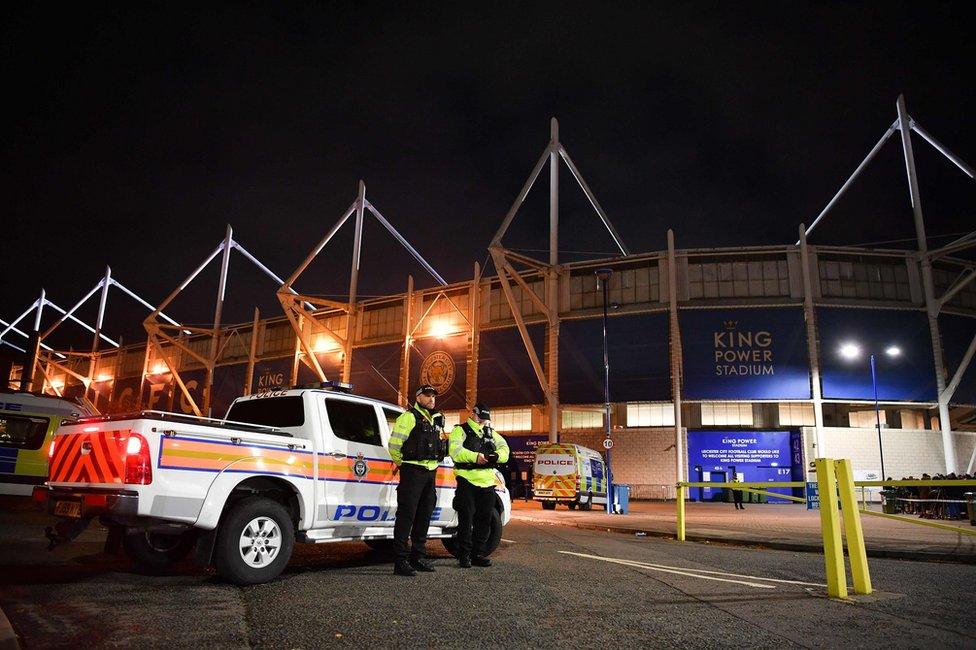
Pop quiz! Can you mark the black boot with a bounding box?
[458,555,471,568]
[472,556,492,567]
[394,560,417,577]
[410,558,435,572]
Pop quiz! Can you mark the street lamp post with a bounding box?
[869,353,885,481]
[840,342,901,481]
[596,268,615,514]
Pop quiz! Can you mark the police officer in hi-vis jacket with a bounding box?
[449,403,509,568]
[388,385,448,576]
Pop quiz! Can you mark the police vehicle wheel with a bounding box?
[364,539,396,556]
[568,502,577,510]
[580,494,593,511]
[215,497,295,586]
[541,501,556,510]
[123,530,197,573]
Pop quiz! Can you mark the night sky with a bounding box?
[2,3,974,349]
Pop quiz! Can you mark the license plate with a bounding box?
[54,500,82,518]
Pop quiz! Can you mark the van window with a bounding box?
[0,414,50,450]
[326,399,382,446]
[225,397,305,428]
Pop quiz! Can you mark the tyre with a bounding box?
[364,538,396,556]
[579,493,593,511]
[214,497,295,586]
[568,502,577,510]
[541,501,556,510]
[442,507,503,557]
[123,530,197,573]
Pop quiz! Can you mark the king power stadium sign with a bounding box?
[681,308,811,400]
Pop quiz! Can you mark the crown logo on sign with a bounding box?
[723,320,738,330]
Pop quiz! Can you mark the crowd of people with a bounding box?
[882,473,976,520]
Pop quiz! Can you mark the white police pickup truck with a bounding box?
[33,383,512,585]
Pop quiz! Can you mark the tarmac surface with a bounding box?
[1,498,975,648]
[509,499,976,561]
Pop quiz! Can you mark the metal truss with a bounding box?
[489,118,631,442]
[144,225,294,416]
[801,95,976,472]
[277,181,447,387]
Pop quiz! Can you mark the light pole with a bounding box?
[596,268,615,514]
[839,342,902,480]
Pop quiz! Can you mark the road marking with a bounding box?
[560,551,776,589]
[501,538,517,543]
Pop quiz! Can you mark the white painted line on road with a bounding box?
[559,551,776,589]
[501,538,517,543]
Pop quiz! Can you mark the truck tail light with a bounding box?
[124,433,153,485]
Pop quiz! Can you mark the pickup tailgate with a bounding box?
[49,423,152,487]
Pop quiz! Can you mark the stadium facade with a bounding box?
[5,107,976,498]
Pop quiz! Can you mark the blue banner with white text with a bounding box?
[680,308,811,399]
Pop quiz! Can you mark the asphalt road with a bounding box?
[1,503,974,648]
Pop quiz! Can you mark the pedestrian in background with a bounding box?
[731,477,745,510]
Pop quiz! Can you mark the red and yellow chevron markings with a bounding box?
[49,429,129,484]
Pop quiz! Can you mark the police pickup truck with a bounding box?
[33,383,511,585]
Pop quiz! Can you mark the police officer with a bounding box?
[388,384,448,576]
[449,403,509,568]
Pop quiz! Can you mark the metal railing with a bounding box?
[676,461,976,599]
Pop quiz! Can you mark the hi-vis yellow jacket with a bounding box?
[449,418,510,488]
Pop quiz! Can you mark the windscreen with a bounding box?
[225,396,305,428]
[534,453,575,475]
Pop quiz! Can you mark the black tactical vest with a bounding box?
[400,407,446,462]
[453,421,497,470]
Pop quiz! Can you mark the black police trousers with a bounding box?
[454,476,496,559]
[394,462,437,562]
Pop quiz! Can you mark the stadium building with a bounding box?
[5,108,976,499]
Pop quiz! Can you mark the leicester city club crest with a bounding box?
[353,452,368,480]
[420,350,455,395]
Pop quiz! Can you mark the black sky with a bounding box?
[2,2,974,348]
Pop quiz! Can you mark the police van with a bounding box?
[1,390,91,496]
[532,443,608,510]
[33,383,512,585]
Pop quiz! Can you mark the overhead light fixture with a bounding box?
[839,342,861,360]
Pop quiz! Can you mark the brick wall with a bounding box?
[560,428,684,499]
[802,426,976,478]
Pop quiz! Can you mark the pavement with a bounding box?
[2,497,976,647]
[509,499,976,562]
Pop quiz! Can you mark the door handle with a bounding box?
[331,451,347,459]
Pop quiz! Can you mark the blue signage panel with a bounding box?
[680,308,811,399]
[939,314,976,406]
[478,325,546,407]
[350,343,402,406]
[559,313,670,403]
[687,430,800,503]
[212,363,247,418]
[817,308,937,401]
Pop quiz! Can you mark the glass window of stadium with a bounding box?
[562,409,604,429]
[700,402,754,426]
[778,403,815,426]
[626,402,675,427]
[492,408,532,432]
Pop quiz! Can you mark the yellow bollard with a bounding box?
[835,459,872,595]
[676,483,686,541]
[815,458,848,599]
